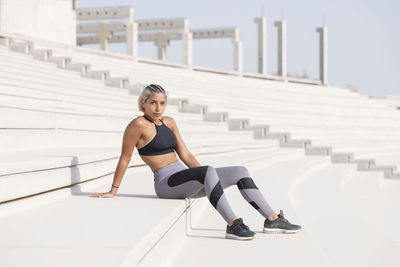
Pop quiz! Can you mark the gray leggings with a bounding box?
[153,161,275,223]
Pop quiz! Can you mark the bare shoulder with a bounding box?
[162,116,177,128]
[126,116,146,132]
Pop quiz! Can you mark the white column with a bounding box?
[97,23,112,52]
[182,19,192,66]
[182,32,193,65]
[316,26,328,85]
[73,0,79,10]
[154,33,169,61]
[233,29,243,72]
[274,20,286,78]
[126,8,138,57]
[254,17,267,74]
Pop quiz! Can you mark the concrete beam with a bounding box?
[77,7,137,57]
[136,18,187,31]
[76,6,133,21]
[77,22,240,68]
[192,28,237,39]
[78,28,239,43]
[77,34,126,45]
[137,18,189,63]
[79,25,237,41]
[77,22,128,34]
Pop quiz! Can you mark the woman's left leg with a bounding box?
[192,165,275,218]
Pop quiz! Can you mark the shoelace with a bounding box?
[279,215,290,224]
[240,223,250,231]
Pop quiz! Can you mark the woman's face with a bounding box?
[142,93,167,119]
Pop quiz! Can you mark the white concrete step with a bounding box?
[0,137,275,203]
[0,147,124,203]
[0,125,256,152]
[3,35,394,119]
[172,156,400,267]
[0,49,120,94]
[0,165,183,267]
[41,45,361,101]
[0,105,229,132]
[292,163,400,267]
[2,38,400,164]
[0,128,123,151]
[3,37,400,182]
[12,39,386,114]
[170,155,332,267]
[0,144,304,267]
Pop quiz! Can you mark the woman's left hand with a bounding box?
[89,191,115,198]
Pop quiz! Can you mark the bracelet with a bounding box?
[112,185,119,188]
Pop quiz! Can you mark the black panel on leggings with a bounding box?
[237,177,259,190]
[167,166,209,187]
[210,181,224,209]
[249,201,260,210]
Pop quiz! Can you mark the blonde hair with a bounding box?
[138,84,167,112]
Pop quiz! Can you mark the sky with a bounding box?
[78,0,400,97]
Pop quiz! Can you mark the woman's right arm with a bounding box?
[89,119,142,198]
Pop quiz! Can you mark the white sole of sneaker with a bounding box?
[225,233,255,240]
[263,228,301,234]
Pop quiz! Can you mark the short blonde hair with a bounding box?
[138,84,168,112]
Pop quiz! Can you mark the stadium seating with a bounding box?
[1,33,399,267]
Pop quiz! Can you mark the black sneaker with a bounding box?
[225,218,256,240]
[263,210,302,234]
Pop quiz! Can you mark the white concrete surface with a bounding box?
[0,34,399,267]
[372,95,400,110]
[0,146,305,267]
[0,0,76,45]
[21,37,399,170]
[171,153,400,267]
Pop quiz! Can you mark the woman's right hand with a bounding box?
[89,191,115,198]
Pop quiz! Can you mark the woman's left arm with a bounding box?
[167,116,201,168]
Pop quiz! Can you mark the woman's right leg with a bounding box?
[215,166,276,219]
[154,164,237,224]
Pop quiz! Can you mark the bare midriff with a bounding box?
[139,151,179,172]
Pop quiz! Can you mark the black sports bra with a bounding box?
[138,115,177,156]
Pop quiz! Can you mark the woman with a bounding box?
[90,84,301,240]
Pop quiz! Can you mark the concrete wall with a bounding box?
[0,0,76,45]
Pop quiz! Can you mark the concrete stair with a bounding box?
[2,35,399,177]
[0,33,400,267]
